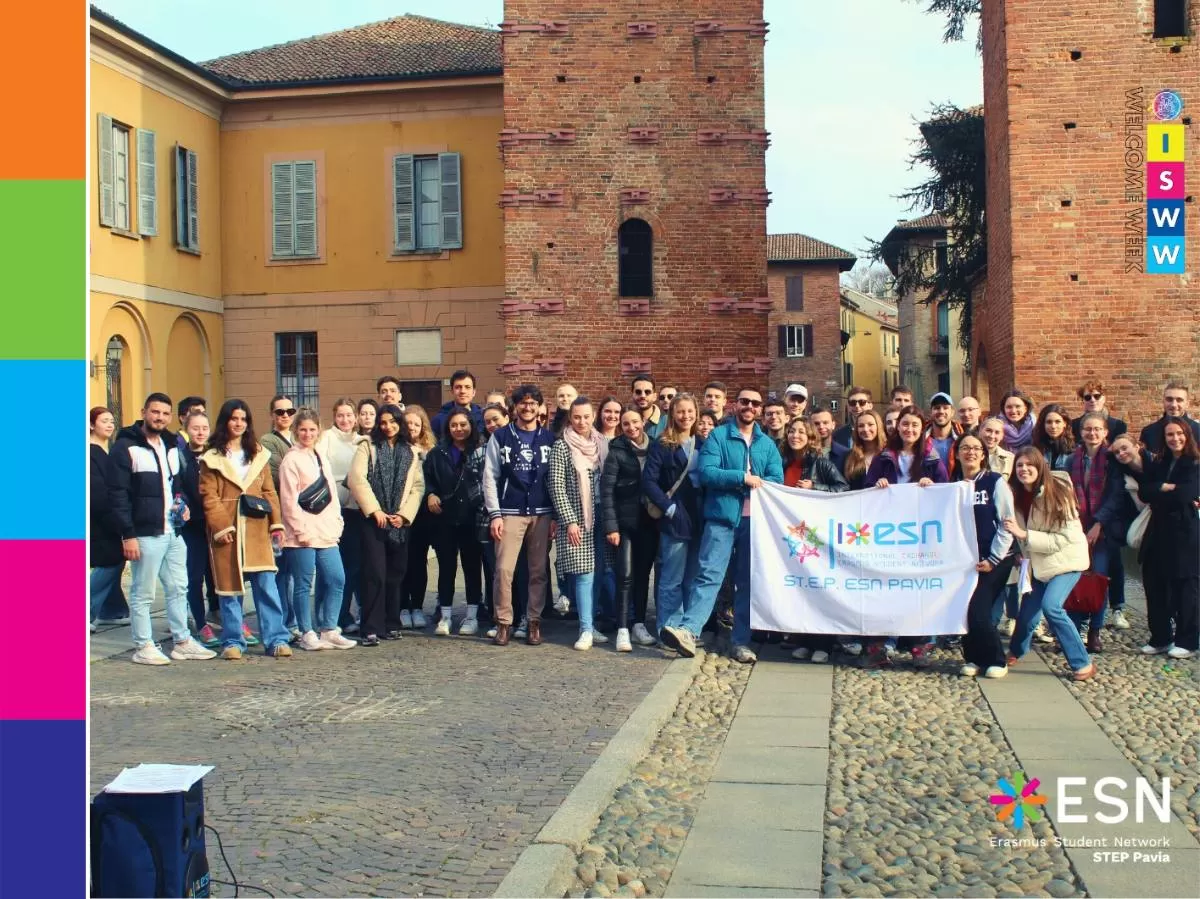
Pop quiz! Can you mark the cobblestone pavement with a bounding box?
[90,620,670,898]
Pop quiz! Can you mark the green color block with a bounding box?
[0,180,85,359]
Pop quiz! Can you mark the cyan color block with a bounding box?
[1147,200,1186,236]
[1146,238,1186,274]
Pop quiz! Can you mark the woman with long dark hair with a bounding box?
[1137,419,1200,658]
[198,400,292,659]
[348,403,424,646]
[1031,403,1075,472]
[1000,388,1037,452]
[356,398,378,436]
[89,406,129,631]
[1005,447,1094,680]
[400,404,437,629]
[425,409,486,636]
[953,432,1017,678]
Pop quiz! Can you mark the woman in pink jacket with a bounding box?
[280,409,356,650]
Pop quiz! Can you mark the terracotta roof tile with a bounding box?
[201,15,502,87]
[767,233,857,266]
[890,213,950,232]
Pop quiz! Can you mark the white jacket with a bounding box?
[1016,481,1090,582]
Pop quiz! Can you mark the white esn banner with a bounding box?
[750,481,980,636]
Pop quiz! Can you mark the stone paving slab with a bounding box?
[666,886,818,898]
[724,715,829,749]
[711,744,830,786]
[691,782,825,832]
[665,827,824,894]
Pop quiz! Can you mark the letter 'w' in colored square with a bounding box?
[1146,238,1185,274]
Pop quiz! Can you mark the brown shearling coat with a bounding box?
[199,445,285,595]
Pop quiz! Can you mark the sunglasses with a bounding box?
[738,398,763,408]
[1082,393,1103,401]
[848,399,870,407]
[273,408,296,416]
[633,389,655,396]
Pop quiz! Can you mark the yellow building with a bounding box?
[839,286,900,406]
[90,11,227,425]
[90,9,505,421]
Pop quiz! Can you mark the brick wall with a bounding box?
[766,261,843,405]
[500,1,769,399]
[981,0,1200,435]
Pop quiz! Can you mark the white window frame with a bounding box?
[783,325,809,358]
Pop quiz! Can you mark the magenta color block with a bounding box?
[0,540,86,719]
[1146,162,1185,199]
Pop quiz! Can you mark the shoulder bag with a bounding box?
[645,444,693,520]
[240,495,271,518]
[297,451,333,515]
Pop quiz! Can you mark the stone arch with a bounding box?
[167,312,212,407]
[98,302,152,424]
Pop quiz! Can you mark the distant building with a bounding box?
[879,214,969,406]
[766,234,857,409]
[839,287,899,418]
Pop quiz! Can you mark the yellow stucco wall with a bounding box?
[842,305,899,404]
[89,51,224,420]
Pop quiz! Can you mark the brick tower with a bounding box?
[978,0,1199,431]
[499,2,770,398]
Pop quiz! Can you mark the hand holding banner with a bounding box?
[750,481,980,636]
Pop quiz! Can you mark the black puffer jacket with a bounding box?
[601,435,650,534]
[1138,454,1200,578]
[423,440,485,526]
[90,445,124,567]
[110,423,196,539]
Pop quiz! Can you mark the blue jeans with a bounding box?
[681,518,751,643]
[656,533,700,635]
[1011,572,1090,671]
[129,532,191,648]
[220,571,290,652]
[593,527,616,623]
[182,526,215,630]
[90,565,125,622]
[573,571,595,633]
[336,522,363,628]
[276,563,295,630]
[287,546,346,634]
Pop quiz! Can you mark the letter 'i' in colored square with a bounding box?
[1146,238,1185,274]
[1147,200,1186,236]
[1147,124,1186,162]
[1146,162,1185,199]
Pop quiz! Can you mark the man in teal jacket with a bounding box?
[660,387,783,662]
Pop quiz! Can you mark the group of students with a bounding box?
[89,371,1199,673]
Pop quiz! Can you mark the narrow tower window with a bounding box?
[618,218,653,297]
[1154,0,1188,38]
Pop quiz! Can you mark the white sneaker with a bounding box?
[132,643,171,666]
[631,623,656,646]
[458,617,479,637]
[791,646,811,661]
[615,628,633,652]
[574,631,593,651]
[810,650,830,664]
[486,626,498,639]
[513,619,528,640]
[321,630,357,649]
[299,630,326,651]
[169,639,217,661]
[90,622,98,633]
[841,641,863,656]
[1167,646,1194,659]
[553,594,571,614]
[983,665,1008,679]
[591,630,609,645]
[412,610,428,629]
[732,645,757,664]
[435,616,451,636]
[400,610,414,629]
[1032,622,1055,644]
[999,618,1015,637]
[960,663,980,678]
[96,616,131,626]
[1141,643,1173,655]
[1110,609,1131,630]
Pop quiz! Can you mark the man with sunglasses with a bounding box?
[631,374,667,439]
[832,387,872,449]
[661,388,782,664]
[1070,380,1127,443]
[657,386,678,416]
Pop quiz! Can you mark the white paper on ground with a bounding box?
[103,763,214,794]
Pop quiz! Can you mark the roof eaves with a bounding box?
[218,66,504,92]
[91,5,233,90]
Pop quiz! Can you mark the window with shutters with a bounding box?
[271,160,318,259]
[1154,0,1188,37]
[276,332,319,409]
[392,152,462,253]
[97,115,133,232]
[785,276,804,311]
[174,145,199,253]
[618,219,653,297]
[779,324,813,358]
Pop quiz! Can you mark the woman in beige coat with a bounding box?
[347,403,424,646]
[1004,447,1095,681]
[199,399,293,659]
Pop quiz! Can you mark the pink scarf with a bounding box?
[563,426,607,531]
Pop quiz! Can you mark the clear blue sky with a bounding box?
[96,0,982,265]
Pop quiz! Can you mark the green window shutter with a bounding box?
[98,114,114,227]
[136,128,157,236]
[186,150,199,250]
[272,162,294,257]
[393,154,414,251]
[293,161,317,257]
[439,152,462,249]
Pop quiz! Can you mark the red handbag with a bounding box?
[1064,571,1109,614]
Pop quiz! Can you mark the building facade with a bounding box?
[766,234,856,408]
[840,286,900,412]
[499,1,770,398]
[979,0,1199,433]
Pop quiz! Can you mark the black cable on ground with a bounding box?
[204,823,276,898]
